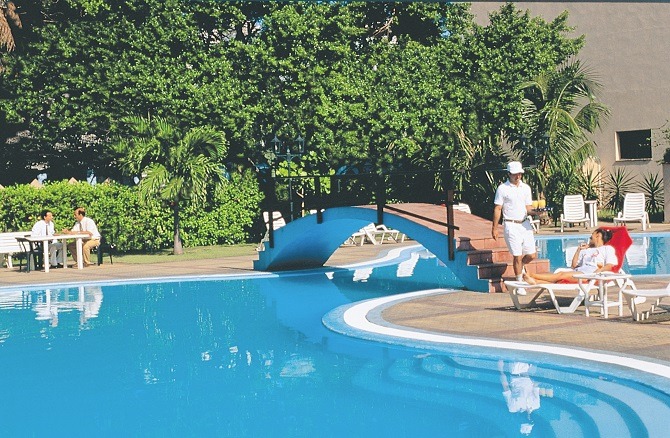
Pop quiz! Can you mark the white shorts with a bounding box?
[503,221,536,257]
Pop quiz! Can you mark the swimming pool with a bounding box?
[536,232,670,275]
[1,247,669,437]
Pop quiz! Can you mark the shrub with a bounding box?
[0,171,263,252]
[637,172,664,215]
[603,167,635,212]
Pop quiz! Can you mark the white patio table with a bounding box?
[17,233,91,272]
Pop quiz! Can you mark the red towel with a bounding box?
[599,226,632,272]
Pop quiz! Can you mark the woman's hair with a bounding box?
[594,228,612,243]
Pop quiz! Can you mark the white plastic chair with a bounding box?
[613,193,649,231]
[560,195,590,232]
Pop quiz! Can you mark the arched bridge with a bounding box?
[253,203,549,293]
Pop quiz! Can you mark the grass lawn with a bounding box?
[114,244,258,264]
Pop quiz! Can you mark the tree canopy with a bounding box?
[0,1,584,187]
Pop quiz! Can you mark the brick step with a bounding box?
[466,248,519,265]
[475,258,551,280]
[455,236,504,251]
[475,262,508,280]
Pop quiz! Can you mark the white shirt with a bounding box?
[72,216,101,240]
[575,245,618,274]
[494,180,532,221]
[31,219,56,242]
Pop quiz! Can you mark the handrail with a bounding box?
[261,170,462,259]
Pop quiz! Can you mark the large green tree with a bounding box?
[112,115,228,254]
[0,0,248,183]
[1,0,586,194]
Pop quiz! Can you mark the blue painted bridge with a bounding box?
[253,203,548,292]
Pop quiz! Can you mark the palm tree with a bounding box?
[517,60,610,199]
[1,1,21,53]
[113,115,228,255]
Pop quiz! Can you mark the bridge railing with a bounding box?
[261,171,461,259]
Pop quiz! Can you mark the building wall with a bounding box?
[470,2,670,185]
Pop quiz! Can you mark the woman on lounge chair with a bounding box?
[523,228,618,285]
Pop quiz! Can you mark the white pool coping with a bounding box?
[340,288,670,381]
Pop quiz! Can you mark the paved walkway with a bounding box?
[2,221,670,364]
[381,221,670,363]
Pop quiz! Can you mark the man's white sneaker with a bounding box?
[516,288,527,296]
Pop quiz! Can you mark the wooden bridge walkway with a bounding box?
[377,203,550,293]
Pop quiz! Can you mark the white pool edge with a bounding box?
[341,288,670,380]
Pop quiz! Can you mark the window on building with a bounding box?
[617,129,652,160]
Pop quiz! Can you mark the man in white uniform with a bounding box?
[31,209,64,268]
[492,162,538,284]
[498,360,541,436]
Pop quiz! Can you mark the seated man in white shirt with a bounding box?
[62,207,101,267]
[31,209,64,268]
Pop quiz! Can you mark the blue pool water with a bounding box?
[536,232,670,276]
[1,247,669,437]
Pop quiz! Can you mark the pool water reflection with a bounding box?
[0,247,669,437]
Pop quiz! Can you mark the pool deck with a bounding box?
[2,221,670,364]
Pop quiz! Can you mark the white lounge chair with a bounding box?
[560,194,590,232]
[257,211,286,251]
[623,283,670,321]
[452,203,471,214]
[505,279,599,314]
[562,242,579,266]
[506,226,636,316]
[345,223,403,246]
[344,223,374,246]
[375,224,404,243]
[613,193,650,231]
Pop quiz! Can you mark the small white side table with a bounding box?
[574,272,632,318]
[584,200,598,228]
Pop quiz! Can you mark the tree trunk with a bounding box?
[172,203,183,255]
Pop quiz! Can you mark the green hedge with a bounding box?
[0,171,263,252]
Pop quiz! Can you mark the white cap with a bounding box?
[507,161,524,174]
